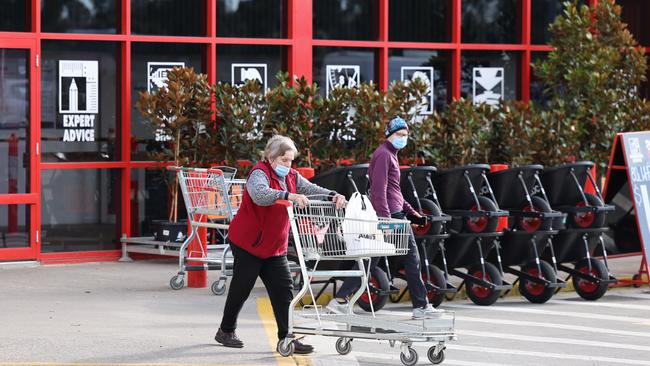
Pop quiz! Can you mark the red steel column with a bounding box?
[8,134,18,233]
[121,0,132,243]
[288,0,313,82]
[378,0,389,90]
[451,0,462,100]
[521,0,531,102]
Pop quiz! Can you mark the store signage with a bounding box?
[148,62,185,92]
[401,66,434,115]
[232,63,268,92]
[58,60,99,142]
[326,65,360,98]
[147,62,185,142]
[472,67,504,106]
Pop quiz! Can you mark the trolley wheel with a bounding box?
[465,196,499,233]
[276,339,294,357]
[518,196,553,232]
[573,257,609,300]
[358,268,390,312]
[519,260,557,303]
[169,275,184,290]
[466,262,502,306]
[400,347,419,366]
[425,265,447,308]
[413,199,443,237]
[211,279,227,295]
[428,346,446,365]
[335,337,352,355]
[632,274,642,288]
[570,193,606,229]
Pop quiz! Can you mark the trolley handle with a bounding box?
[168,166,224,175]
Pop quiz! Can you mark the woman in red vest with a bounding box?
[215,135,346,354]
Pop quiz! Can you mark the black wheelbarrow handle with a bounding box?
[507,210,566,219]
[556,204,615,213]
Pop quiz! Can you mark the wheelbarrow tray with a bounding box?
[492,230,556,267]
[433,164,491,210]
[310,164,369,198]
[539,162,594,207]
[487,165,544,209]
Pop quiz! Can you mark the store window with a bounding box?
[0,49,29,194]
[130,168,186,237]
[40,41,118,162]
[461,51,520,104]
[313,0,377,40]
[531,0,585,44]
[1,0,30,32]
[0,205,29,249]
[461,0,518,44]
[389,0,449,43]
[217,0,286,38]
[41,0,117,34]
[530,52,549,106]
[131,43,205,161]
[617,0,650,47]
[216,45,286,90]
[41,169,120,253]
[313,47,376,97]
[132,0,205,36]
[388,49,449,112]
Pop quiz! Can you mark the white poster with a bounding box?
[231,63,268,92]
[326,65,360,98]
[401,66,434,115]
[147,62,185,92]
[58,60,99,142]
[472,67,504,106]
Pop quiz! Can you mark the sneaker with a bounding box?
[215,328,244,348]
[293,339,315,354]
[412,304,444,320]
[326,298,349,314]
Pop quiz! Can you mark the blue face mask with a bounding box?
[390,136,408,150]
[274,164,290,178]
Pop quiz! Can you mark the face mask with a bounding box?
[390,136,408,150]
[274,164,290,177]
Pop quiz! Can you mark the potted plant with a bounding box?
[136,67,214,241]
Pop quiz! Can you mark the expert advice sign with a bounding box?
[58,60,99,142]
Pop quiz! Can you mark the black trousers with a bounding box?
[219,243,293,340]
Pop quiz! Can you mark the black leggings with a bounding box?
[219,243,294,340]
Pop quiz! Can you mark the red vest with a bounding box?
[228,161,297,258]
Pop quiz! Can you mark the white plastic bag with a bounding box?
[342,193,394,256]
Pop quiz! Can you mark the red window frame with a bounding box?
[0,0,644,263]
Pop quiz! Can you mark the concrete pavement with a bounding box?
[0,257,648,365]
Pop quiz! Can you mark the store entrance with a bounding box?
[0,39,39,261]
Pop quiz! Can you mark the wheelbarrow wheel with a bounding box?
[570,193,607,229]
[573,257,609,300]
[466,262,502,306]
[519,260,556,303]
[464,196,499,233]
[518,196,553,232]
[412,199,443,237]
[357,268,390,312]
[425,265,447,308]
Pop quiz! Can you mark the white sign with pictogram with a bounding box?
[326,65,360,98]
[58,60,99,142]
[401,66,434,115]
[472,67,504,106]
[147,62,185,92]
[232,63,268,92]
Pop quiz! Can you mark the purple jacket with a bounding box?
[368,140,417,218]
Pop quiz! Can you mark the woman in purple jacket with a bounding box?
[326,117,442,319]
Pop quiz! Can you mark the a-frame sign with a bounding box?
[603,132,650,287]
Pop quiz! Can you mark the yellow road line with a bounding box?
[256,297,313,366]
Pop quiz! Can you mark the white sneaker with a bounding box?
[326,299,349,314]
[412,304,444,319]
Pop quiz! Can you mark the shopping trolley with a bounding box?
[280,198,455,365]
[168,166,245,294]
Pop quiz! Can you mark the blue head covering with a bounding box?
[385,116,408,137]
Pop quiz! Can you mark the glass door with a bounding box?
[0,39,38,261]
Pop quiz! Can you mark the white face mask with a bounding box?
[390,136,408,149]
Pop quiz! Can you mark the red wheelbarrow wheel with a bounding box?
[357,268,390,312]
[570,193,607,229]
[466,262,502,306]
[573,257,609,301]
[518,196,553,232]
[519,260,556,303]
[423,265,447,308]
[412,199,443,237]
[465,196,500,233]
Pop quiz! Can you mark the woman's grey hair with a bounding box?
[264,135,299,161]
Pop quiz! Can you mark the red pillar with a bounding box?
[288,0,313,82]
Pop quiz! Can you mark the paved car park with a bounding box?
[1,260,649,366]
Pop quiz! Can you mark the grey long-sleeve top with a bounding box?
[246,169,335,206]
